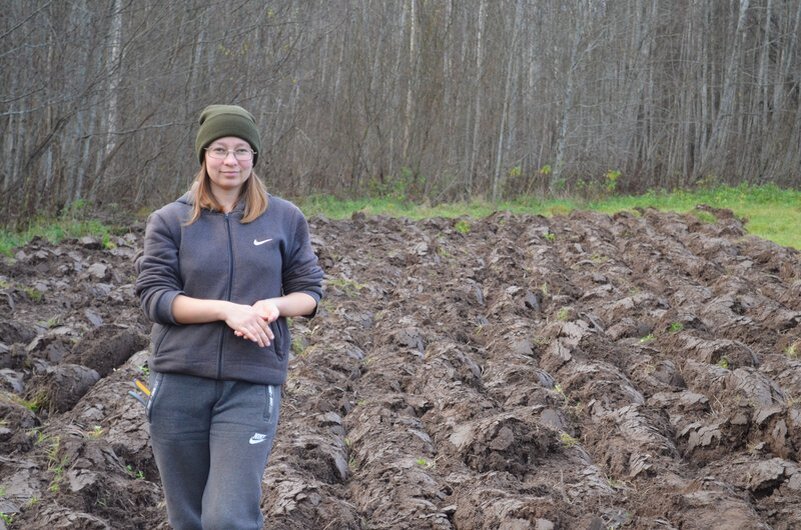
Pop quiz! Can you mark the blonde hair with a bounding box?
[186,162,269,224]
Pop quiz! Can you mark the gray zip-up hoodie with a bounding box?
[135,192,323,385]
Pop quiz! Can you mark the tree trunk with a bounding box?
[492,0,521,201]
[466,0,484,196]
[552,3,586,194]
[702,0,750,170]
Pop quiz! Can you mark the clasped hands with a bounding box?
[226,299,280,348]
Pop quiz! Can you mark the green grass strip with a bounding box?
[2,184,799,255]
[301,184,801,249]
[588,184,801,249]
[0,218,120,257]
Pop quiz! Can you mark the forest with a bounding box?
[2,0,800,226]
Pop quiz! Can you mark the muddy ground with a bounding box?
[1,206,801,529]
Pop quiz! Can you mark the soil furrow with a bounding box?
[2,209,801,528]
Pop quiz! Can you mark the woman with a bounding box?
[135,104,323,529]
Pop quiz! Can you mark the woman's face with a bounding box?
[204,136,254,193]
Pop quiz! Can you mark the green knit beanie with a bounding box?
[195,104,261,165]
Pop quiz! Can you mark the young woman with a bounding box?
[135,104,323,529]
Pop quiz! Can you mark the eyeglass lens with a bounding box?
[206,148,254,161]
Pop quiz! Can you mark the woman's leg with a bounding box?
[201,382,282,530]
[148,372,216,530]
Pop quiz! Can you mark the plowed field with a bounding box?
[2,207,801,529]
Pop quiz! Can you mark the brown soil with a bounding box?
[2,207,801,529]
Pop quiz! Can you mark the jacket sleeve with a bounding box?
[282,210,324,313]
[135,211,184,325]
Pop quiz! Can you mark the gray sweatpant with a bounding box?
[147,372,282,530]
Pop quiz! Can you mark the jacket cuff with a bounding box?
[156,290,183,325]
[299,290,321,318]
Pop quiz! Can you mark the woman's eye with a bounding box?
[235,149,250,156]
[212,148,227,156]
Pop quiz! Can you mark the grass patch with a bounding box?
[689,209,717,224]
[589,183,801,249]
[415,457,434,469]
[553,383,568,404]
[46,435,68,493]
[454,219,471,234]
[296,184,801,249]
[22,286,44,303]
[559,431,579,448]
[0,198,128,256]
[325,277,367,297]
[126,464,145,480]
[86,425,105,439]
[668,322,684,333]
[0,217,120,257]
[3,184,798,255]
[291,336,306,356]
[1,390,43,413]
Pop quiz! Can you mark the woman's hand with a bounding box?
[224,302,275,347]
[252,299,280,323]
[231,299,280,345]
[233,299,279,344]
[243,293,317,329]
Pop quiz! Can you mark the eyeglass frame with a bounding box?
[203,146,257,161]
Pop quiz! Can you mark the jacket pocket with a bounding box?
[152,324,170,353]
[271,320,288,360]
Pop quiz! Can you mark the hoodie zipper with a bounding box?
[217,212,235,379]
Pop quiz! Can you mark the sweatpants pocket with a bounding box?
[146,371,165,422]
[262,384,280,422]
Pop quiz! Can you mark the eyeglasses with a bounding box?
[204,147,256,161]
